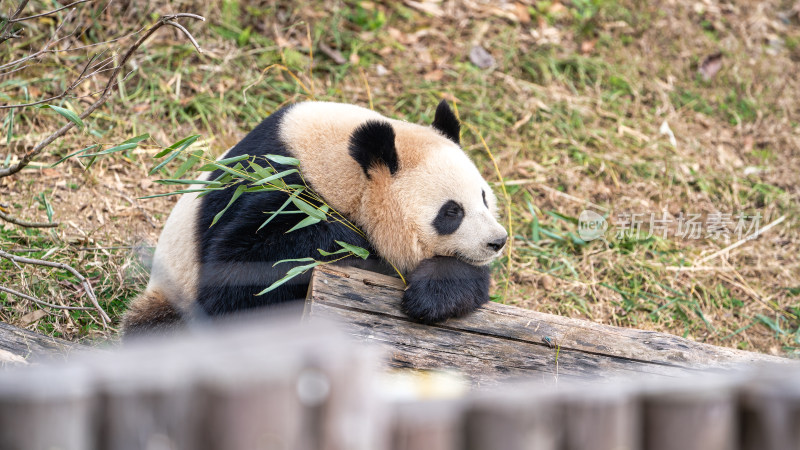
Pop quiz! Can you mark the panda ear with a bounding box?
[432,100,460,145]
[349,120,399,178]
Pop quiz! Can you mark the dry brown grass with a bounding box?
[1,0,798,354]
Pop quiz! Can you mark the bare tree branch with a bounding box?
[0,51,112,109]
[0,0,30,43]
[0,7,77,71]
[0,285,95,312]
[0,209,58,228]
[0,12,206,178]
[10,0,90,23]
[0,248,110,325]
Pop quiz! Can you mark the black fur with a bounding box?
[401,256,490,324]
[432,200,464,235]
[348,120,398,178]
[431,100,460,145]
[186,104,487,324]
[196,106,378,316]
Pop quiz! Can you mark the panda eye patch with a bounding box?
[482,189,488,208]
[433,200,464,235]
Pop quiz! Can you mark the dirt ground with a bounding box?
[1,0,798,355]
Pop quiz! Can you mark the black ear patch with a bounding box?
[348,120,399,178]
[432,100,460,145]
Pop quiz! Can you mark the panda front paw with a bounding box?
[401,256,490,324]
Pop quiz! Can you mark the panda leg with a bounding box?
[121,289,184,339]
[400,256,490,324]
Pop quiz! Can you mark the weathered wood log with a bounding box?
[0,321,87,364]
[304,265,785,386]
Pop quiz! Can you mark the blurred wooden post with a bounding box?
[0,365,93,450]
[561,385,639,450]
[463,389,562,450]
[390,400,465,450]
[641,379,737,450]
[739,369,800,450]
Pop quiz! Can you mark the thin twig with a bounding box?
[0,44,112,110]
[0,248,110,325]
[0,12,205,178]
[10,0,90,23]
[0,0,30,41]
[694,215,787,265]
[0,209,59,227]
[0,6,76,72]
[0,285,95,311]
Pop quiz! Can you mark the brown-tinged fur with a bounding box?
[279,102,483,273]
[121,289,184,337]
[360,165,426,272]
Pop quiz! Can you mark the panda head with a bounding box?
[349,100,508,271]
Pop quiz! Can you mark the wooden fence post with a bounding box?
[0,365,94,450]
[641,378,737,450]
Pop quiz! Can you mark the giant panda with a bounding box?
[122,100,508,336]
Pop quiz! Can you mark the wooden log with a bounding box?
[304,265,785,385]
[0,321,86,363]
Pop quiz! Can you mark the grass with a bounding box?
[1,0,799,356]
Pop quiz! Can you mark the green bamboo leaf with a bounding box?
[155,135,199,158]
[79,142,138,157]
[39,104,83,129]
[38,193,53,223]
[265,154,300,166]
[257,188,304,232]
[285,215,321,233]
[272,257,316,266]
[317,247,349,257]
[214,154,250,166]
[255,261,322,296]
[252,169,298,186]
[211,184,246,226]
[172,150,204,179]
[291,197,326,221]
[335,241,370,259]
[51,144,100,167]
[84,155,99,169]
[121,133,150,145]
[154,179,222,186]
[149,149,183,175]
[201,162,258,181]
[248,160,275,179]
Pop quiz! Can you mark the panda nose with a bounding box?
[487,236,507,252]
